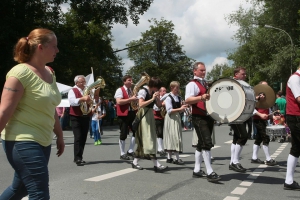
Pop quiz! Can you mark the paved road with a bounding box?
[0,124,299,200]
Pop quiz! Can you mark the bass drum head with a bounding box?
[206,78,245,123]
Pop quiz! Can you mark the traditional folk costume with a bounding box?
[132,86,168,172]
[284,70,300,190]
[114,85,136,160]
[153,101,166,156]
[185,76,220,182]
[163,93,184,164]
[251,108,277,165]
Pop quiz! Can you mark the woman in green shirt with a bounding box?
[0,28,64,200]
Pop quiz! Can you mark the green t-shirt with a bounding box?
[1,64,61,146]
[275,97,286,115]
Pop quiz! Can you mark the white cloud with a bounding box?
[111,0,252,74]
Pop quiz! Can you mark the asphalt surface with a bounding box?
[0,124,299,200]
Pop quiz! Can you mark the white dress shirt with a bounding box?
[165,93,180,114]
[68,85,84,106]
[114,85,131,99]
[185,76,205,100]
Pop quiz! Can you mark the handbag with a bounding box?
[132,108,150,131]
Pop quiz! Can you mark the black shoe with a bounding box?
[173,159,184,165]
[143,154,151,160]
[193,170,207,178]
[284,181,300,190]
[229,132,233,136]
[207,172,221,182]
[157,151,166,157]
[120,154,130,160]
[154,165,168,173]
[166,158,173,163]
[229,164,234,170]
[75,160,85,166]
[231,163,246,172]
[131,162,143,170]
[127,151,135,158]
[265,159,277,166]
[251,158,264,164]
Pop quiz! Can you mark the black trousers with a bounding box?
[245,117,253,138]
[231,122,248,146]
[287,115,300,158]
[192,115,214,151]
[70,115,90,161]
[155,119,164,139]
[118,111,136,140]
[253,119,270,146]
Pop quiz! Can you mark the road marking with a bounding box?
[51,144,72,149]
[231,187,247,195]
[240,180,253,187]
[225,140,233,144]
[84,168,138,182]
[224,196,240,200]
[212,145,221,149]
[224,142,288,199]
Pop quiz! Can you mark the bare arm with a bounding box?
[139,92,159,108]
[0,77,24,132]
[185,94,210,105]
[53,110,65,157]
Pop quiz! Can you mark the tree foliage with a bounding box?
[206,64,234,81]
[0,0,153,98]
[126,18,195,90]
[226,0,300,87]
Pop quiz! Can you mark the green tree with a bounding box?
[0,0,153,97]
[126,18,195,89]
[226,0,300,86]
[206,64,233,81]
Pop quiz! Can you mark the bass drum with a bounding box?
[206,78,255,124]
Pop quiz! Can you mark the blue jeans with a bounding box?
[0,141,51,200]
[91,120,101,142]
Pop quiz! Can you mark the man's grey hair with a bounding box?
[74,75,85,84]
[193,62,205,70]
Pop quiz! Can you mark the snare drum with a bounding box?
[206,78,256,123]
[266,125,286,137]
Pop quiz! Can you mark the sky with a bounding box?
[62,0,253,74]
[111,0,252,74]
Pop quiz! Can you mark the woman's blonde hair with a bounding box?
[170,81,180,89]
[13,28,55,63]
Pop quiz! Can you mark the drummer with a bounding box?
[251,81,277,166]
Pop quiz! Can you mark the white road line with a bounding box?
[51,144,72,149]
[84,168,138,182]
[224,196,240,200]
[231,187,247,195]
[225,140,233,144]
[212,145,221,149]
[240,180,254,187]
[21,197,28,200]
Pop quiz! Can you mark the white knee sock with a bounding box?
[230,144,236,164]
[119,140,125,155]
[174,151,180,160]
[252,144,259,160]
[194,150,202,173]
[202,150,213,175]
[285,154,299,184]
[133,158,139,165]
[152,159,162,167]
[262,145,271,161]
[128,136,135,153]
[167,151,172,159]
[233,144,242,164]
[157,138,163,151]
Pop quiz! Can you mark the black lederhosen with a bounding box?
[118,110,136,140]
[155,119,164,139]
[192,115,214,151]
[231,120,249,146]
[287,115,300,158]
[253,119,270,146]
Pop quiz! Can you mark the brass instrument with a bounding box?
[80,76,106,115]
[160,106,167,118]
[131,72,151,110]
